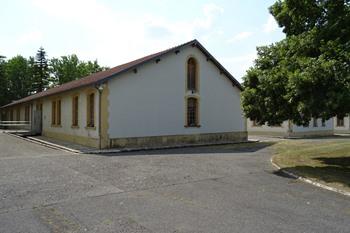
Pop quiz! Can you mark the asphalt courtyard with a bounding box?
[0,132,349,233]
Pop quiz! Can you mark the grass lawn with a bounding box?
[272,139,350,193]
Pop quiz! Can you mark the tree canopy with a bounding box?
[0,48,107,107]
[50,55,107,85]
[242,0,350,126]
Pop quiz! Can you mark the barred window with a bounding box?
[52,101,56,125]
[72,96,79,127]
[187,58,197,92]
[25,105,30,122]
[337,117,344,127]
[187,98,198,127]
[312,118,318,127]
[16,108,20,121]
[87,93,95,127]
[57,100,61,125]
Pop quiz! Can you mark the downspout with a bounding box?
[95,84,104,150]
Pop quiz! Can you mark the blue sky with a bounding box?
[1,0,285,82]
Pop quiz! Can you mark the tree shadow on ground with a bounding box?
[315,157,350,168]
[99,142,276,157]
[276,163,350,188]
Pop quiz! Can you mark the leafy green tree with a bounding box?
[32,47,50,92]
[50,55,107,85]
[242,0,350,126]
[0,55,9,106]
[5,56,33,101]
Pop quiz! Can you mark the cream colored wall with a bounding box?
[41,87,99,140]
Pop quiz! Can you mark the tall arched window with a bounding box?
[187,97,198,127]
[187,58,197,92]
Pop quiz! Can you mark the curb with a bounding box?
[270,157,350,197]
[5,132,80,154]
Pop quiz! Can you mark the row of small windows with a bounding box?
[51,92,95,128]
[5,106,31,121]
[252,118,327,127]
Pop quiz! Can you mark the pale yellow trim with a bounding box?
[42,130,99,148]
[185,55,200,95]
[184,96,200,127]
[50,97,62,127]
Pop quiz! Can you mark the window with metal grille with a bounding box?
[312,118,318,127]
[337,117,344,127]
[16,108,20,121]
[87,93,95,127]
[72,96,79,127]
[187,58,197,92]
[25,105,30,122]
[187,97,198,127]
[52,101,56,125]
[57,100,61,125]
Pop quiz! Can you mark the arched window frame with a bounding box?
[185,97,200,127]
[186,57,198,93]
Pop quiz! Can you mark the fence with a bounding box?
[0,121,31,132]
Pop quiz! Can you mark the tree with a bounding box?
[5,56,33,101]
[32,47,50,92]
[0,55,9,106]
[242,0,350,126]
[50,55,107,85]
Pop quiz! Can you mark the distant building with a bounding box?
[247,118,334,137]
[0,40,247,148]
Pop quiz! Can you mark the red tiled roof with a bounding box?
[1,39,242,108]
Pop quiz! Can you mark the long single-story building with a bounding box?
[247,118,334,137]
[0,40,247,149]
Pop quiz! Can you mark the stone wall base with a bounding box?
[42,130,99,148]
[110,131,248,149]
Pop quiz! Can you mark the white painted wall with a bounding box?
[292,118,333,132]
[41,88,99,139]
[108,46,245,138]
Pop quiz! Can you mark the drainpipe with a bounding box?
[95,84,104,150]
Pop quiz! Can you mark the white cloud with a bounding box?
[16,31,43,45]
[221,52,257,81]
[263,15,278,33]
[30,0,224,66]
[227,31,253,43]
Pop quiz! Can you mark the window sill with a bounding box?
[85,126,96,130]
[51,124,62,128]
[184,125,201,128]
[71,125,79,129]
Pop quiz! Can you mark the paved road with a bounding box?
[0,132,349,233]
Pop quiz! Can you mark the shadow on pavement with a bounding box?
[98,142,276,157]
[275,164,350,188]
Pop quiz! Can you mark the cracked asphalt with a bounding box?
[0,132,349,233]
